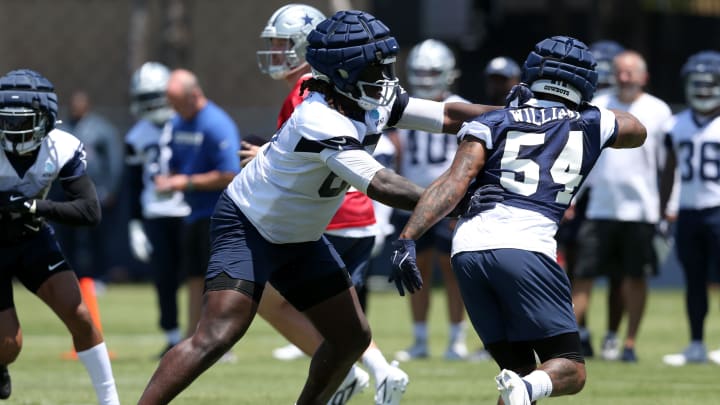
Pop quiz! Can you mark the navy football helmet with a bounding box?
[522,36,598,105]
[681,50,720,114]
[130,62,174,125]
[305,10,400,110]
[0,69,58,155]
[589,40,624,90]
[406,39,459,100]
[256,4,326,80]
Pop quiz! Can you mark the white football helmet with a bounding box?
[406,39,459,100]
[130,62,174,125]
[256,4,326,80]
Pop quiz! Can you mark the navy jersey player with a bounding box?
[136,10,504,405]
[661,51,720,367]
[391,36,646,404]
[125,61,190,356]
[0,69,120,404]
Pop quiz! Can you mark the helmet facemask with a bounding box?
[0,106,47,155]
[685,72,720,114]
[256,37,305,80]
[341,59,399,111]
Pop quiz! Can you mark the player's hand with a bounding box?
[0,195,36,216]
[505,83,533,107]
[238,141,260,168]
[389,239,422,296]
[449,184,504,218]
[128,219,153,263]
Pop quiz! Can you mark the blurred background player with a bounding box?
[661,51,720,366]
[251,5,409,403]
[571,50,672,362]
[125,61,191,357]
[0,69,120,404]
[154,69,241,354]
[392,39,469,362]
[483,56,521,106]
[565,39,625,358]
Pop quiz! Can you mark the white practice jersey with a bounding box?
[664,109,720,210]
[585,92,672,223]
[0,129,86,198]
[125,119,190,219]
[397,94,467,187]
[227,92,391,244]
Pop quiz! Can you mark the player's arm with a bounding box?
[608,109,647,149]
[36,174,102,226]
[399,138,487,240]
[659,133,678,218]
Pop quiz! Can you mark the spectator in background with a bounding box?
[125,62,191,357]
[571,50,673,362]
[661,51,720,366]
[392,39,470,362]
[0,69,120,404]
[562,39,625,358]
[483,56,521,106]
[154,69,241,351]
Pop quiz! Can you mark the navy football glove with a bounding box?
[505,83,533,107]
[389,238,422,296]
[449,184,504,218]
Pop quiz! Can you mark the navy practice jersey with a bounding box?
[453,99,617,258]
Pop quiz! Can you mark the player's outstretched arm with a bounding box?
[395,97,501,135]
[36,174,102,226]
[442,102,503,134]
[366,169,425,211]
[609,109,647,149]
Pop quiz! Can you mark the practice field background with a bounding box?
[5,283,719,404]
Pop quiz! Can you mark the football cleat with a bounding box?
[662,343,707,366]
[327,365,370,405]
[272,343,306,361]
[468,347,493,362]
[621,347,638,363]
[600,335,620,361]
[495,369,531,405]
[394,342,428,362]
[443,341,468,361]
[0,364,10,400]
[708,348,720,365]
[374,361,408,405]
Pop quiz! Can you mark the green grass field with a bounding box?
[5,282,720,404]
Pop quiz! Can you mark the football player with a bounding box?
[391,36,646,403]
[136,10,505,405]
[0,69,120,404]
[661,50,720,366]
[392,39,469,362]
[125,61,190,357]
[254,4,409,404]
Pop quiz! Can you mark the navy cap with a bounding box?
[484,56,521,78]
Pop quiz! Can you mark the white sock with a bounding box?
[165,328,182,345]
[413,322,428,344]
[524,370,553,401]
[449,322,466,345]
[362,347,390,385]
[77,342,120,405]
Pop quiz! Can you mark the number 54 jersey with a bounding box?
[227,92,389,244]
[453,98,618,258]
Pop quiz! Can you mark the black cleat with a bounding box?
[0,364,11,400]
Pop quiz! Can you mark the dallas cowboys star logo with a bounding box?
[302,14,314,25]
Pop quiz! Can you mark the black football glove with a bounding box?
[0,195,37,216]
[389,239,422,296]
[449,184,505,218]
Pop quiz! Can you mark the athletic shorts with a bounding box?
[0,224,72,311]
[180,217,211,278]
[205,191,352,311]
[324,234,374,289]
[573,219,657,279]
[391,210,453,252]
[451,248,577,344]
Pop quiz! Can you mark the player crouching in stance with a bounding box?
[390,36,647,404]
[0,69,120,404]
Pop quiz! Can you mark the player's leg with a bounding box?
[258,283,322,356]
[0,273,20,400]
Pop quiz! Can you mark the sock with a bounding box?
[605,331,617,340]
[362,347,390,385]
[449,322,466,345]
[523,370,553,401]
[77,342,120,405]
[413,322,428,344]
[165,328,182,346]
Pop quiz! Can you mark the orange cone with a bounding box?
[62,277,115,360]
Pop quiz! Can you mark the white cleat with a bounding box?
[272,344,306,361]
[600,335,620,361]
[495,369,531,405]
[444,342,468,361]
[374,360,408,405]
[394,342,428,362]
[327,365,370,405]
[708,348,720,365]
[662,343,707,366]
[468,348,493,362]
